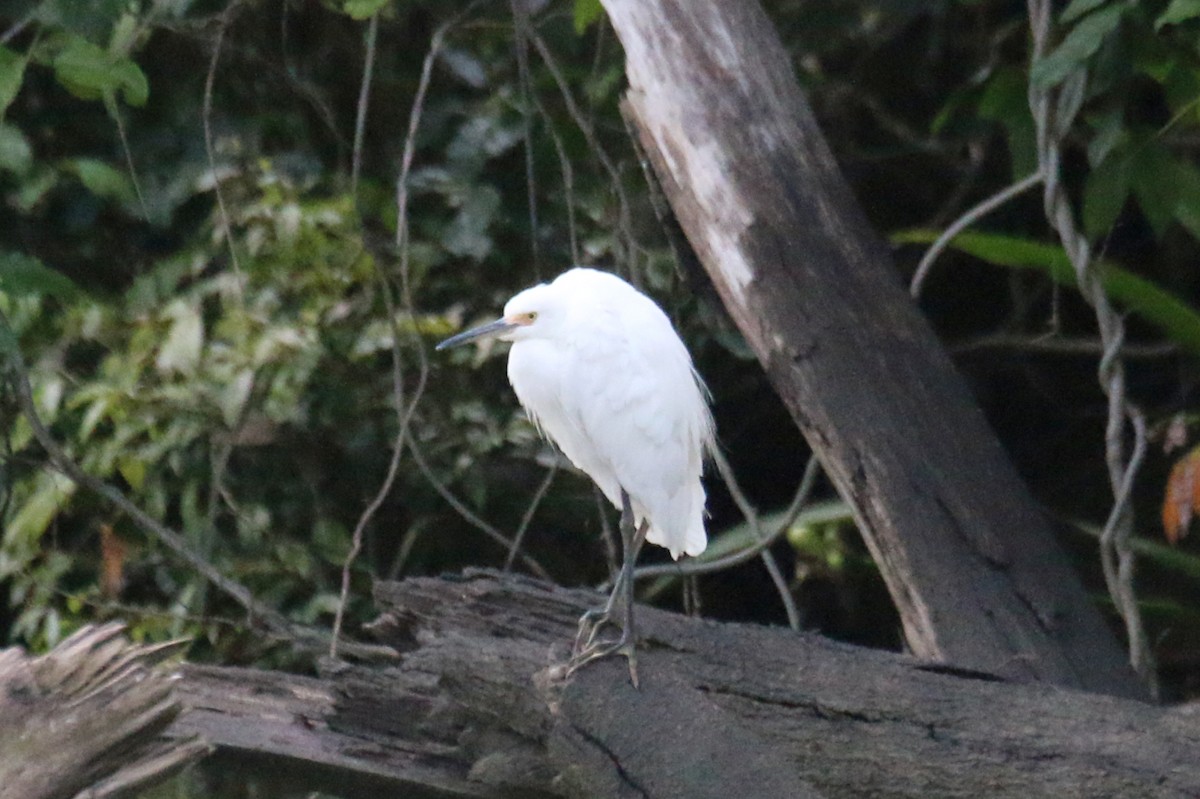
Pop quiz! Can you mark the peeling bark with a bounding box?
[0,624,211,799]
[169,574,1198,799]
[600,0,1143,698]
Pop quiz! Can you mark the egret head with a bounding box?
[435,283,560,351]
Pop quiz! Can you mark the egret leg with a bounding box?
[567,489,647,687]
[572,489,635,652]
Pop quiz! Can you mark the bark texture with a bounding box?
[0,623,211,799]
[169,573,1198,799]
[602,0,1142,698]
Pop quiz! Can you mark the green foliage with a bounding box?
[342,0,391,21]
[1031,3,1129,90]
[50,33,148,106]
[976,67,1038,179]
[1157,0,1200,29]
[0,252,81,299]
[0,0,1197,698]
[944,0,1200,251]
[0,0,643,657]
[894,229,1200,354]
[573,0,605,34]
[0,46,28,117]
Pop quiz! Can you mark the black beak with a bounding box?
[435,317,518,351]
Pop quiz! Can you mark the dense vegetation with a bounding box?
[2,0,1199,702]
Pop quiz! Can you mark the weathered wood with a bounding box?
[175,662,499,798]
[170,573,1199,799]
[0,623,211,799]
[601,0,1142,698]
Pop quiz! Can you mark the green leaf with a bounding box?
[443,186,500,261]
[1062,0,1114,23]
[0,46,27,117]
[52,35,148,106]
[1083,148,1130,237]
[1157,0,1200,29]
[14,167,56,212]
[892,229,1200,355]
[155,300,204,375]
[1169,161,1200,241]
[68,157,136,206]
[109,58,148,106]
[4,472,76,548]
[79,393,113,440]
[0,251,82,299]
[573,0,604,33]
[108,12,138,53]
[117,456,146,491]
[219,368,254,428]
[1031,5,1125,90]
[0,123,31,175]
[977,67,1038,179]
[1086,108,1127,166]
[1129,143,1180,239]
[52,36,113,99]
[343,0,390,20]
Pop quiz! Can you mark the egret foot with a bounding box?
[563,489,646,688]
[565,625,639,688]
[573,604,616,654]
[572,570,626,653]
[569,596,637,685]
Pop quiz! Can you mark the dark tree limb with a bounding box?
[169,573,1197,799]
[599,0,1143,697]
[0,623,211,799]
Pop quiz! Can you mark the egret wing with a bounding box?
[564,298,711,557]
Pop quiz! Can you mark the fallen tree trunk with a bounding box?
[171,573,1198,799]
[0,623,211,799]
[600,0,1142,698]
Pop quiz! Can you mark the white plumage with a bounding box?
[501,268,713,559]
[436,266,715,683]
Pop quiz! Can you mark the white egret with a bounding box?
[436,267,714,684]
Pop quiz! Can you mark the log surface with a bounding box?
[0,623,210,799]
[171,573,1199,799]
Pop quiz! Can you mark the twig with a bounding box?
[633,454,821,581]
[350,12,380,199]
[406,433,552,580]
[928,139,986,229]
[0,12,32,45]
[331,6,475,657]
[378,0,550,583]
[394,16,452,248]
[709,447,800,631]
[511,0,540,274]
[1025,0,1155,693]
[504,461,558,572]
[158,14,347,150]
[0,387,14,523]
[909,170,1042,298]
[328,264,412,659]
[827,79,957,157]
[528,27,636,279]
[108,99,151,223]
[202,4,243,284]
[950,333,1177,359]
[532,91,580,264]
[683,574,701,617]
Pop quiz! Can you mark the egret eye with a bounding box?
[527,311,538,322]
